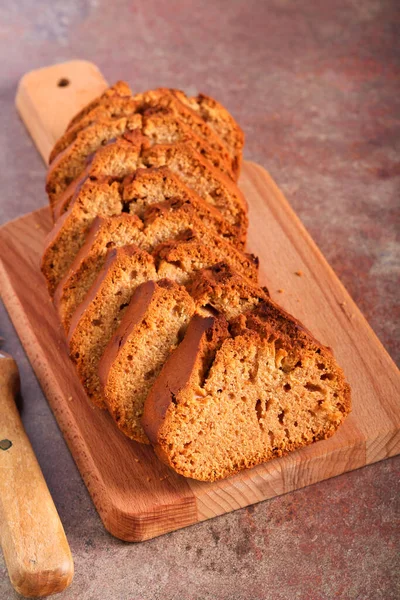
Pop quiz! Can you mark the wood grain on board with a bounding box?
[0,61,398,541]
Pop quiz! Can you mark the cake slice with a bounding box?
[67,231,258,414]
[59,85,241,178]
[53,215,148,333]
[50,94,140,163]
[125,167,243,248]
[51,135,148,221]
[141,142,248,234]
[43,169,254,298]
[67,81,132,130]
[50,137,248,242]
[47,108,235,206]
[46,116,143,205]
[67,245,157,409]
[54,210,258,333]
[188,263,270,319]
[142,303,351,482]
[171,89,244,175]
[99,279,195,442]
[41,168,258,295]
[97,261,266,443]
[41,178,130,295]
[140,109,233,178]
[154,231,258,286]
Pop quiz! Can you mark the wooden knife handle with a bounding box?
[0,352,74,597]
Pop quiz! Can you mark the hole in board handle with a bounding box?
[58,78,70,88]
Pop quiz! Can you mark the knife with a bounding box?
[0,346,74,597]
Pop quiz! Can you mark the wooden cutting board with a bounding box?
[0,61,399,542]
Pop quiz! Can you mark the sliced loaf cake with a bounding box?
[44,172,254,298]
[41,178,128,295]
[54,210,257,334]
[66,231,258,415]
[47,109,235,207]
[53,215,147,333]
[142,303,351,481]
[60,85,241,178]
[49,137,248,241]
[99,263,270,443]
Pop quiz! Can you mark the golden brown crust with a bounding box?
[41,178,123,295]
[53,214,146,333]
[99,279,195,443]
[66,81,132,130]
[142,314,229,446]
[67,245,157,407]
[54,85,241,179]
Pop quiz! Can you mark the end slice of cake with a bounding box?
[142,301,351,481]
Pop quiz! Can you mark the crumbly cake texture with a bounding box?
[53,204,251,334]
[99,280,196,443]
[68,245,157,408]
[142,302,351,481]
[48,136,248,242]
[47,105,237,206]
[153,232,258,286]
[188,263,270,319]
[53,215,147,333]
[57,85,242,178]
[123,167,244,248]
[44,173,255,300]
[67,235,257,424]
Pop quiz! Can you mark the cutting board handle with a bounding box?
[15,60,108,165]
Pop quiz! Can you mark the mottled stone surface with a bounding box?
[0,1,399,598]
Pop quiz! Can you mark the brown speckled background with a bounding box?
[0,1,399,599]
